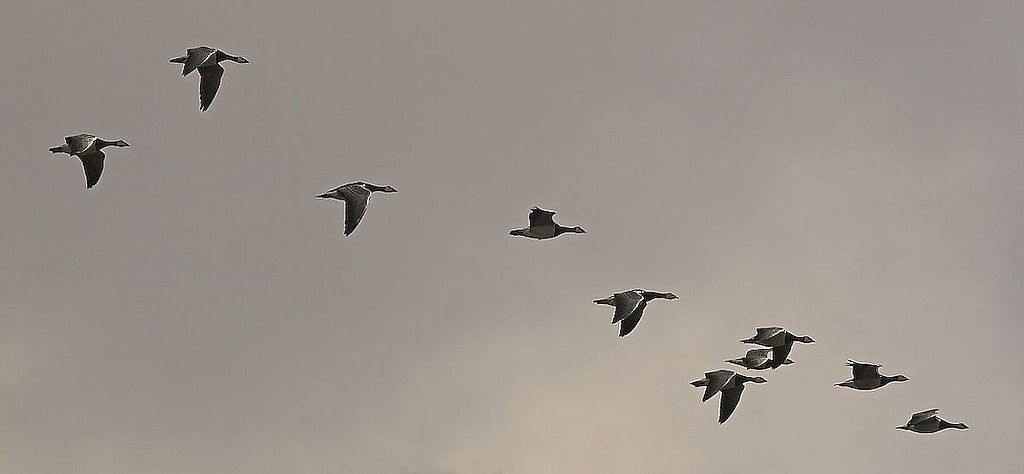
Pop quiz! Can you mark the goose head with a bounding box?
[641,291,677,300]
[363,183,397,193]
[734,374,767,384]
[315,191,339,200]
[97,138,130,149]
[569,226,586,233]
[795,335,815,343]
[231,55,250,64]
[893,374,909,382]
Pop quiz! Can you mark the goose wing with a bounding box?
[338,184,372,235]
[750,327,785,344]
[770,341,794,368]
[847,360,881,379]
[528,207,556,227]
[617,303,647,337]
[909,409,940,425]
[198,64,224,111]
[746,348,772,366]
[183,46,216,76]
[65,134,96,154]
[610,291,644,324]
[78,150,104,189]
[701,370,734,402]
[718,384,746,423]
[755,327,784,338]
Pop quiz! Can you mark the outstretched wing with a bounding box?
[338,184,372,235]
[754,327,785,340]
[745,348,772,366]
[198,64,224,111]
[528,207,556,227]
[909,409,940,425]
[610,291,644,324]
[847,360,881,379]
[702,370,734,402]
[718,384,746,424]
[769,341,794,368]
[78,151,105,189]
[65,134,95,154]
[617,306,646,337]
[183,46,216,76]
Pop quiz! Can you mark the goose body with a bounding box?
[690,370,767,424]
[741,327,815,369]
[509,207,585,240]
[897,409,968,433]
[593,289,677,337]
[835,359,908,390]
[48,134,130,188]
[316,181,397,236]
[170,46,249,111]
[726,348,794,370]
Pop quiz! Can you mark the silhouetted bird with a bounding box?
[316,182,397,236]
[896,409,968,433]
[835,359,908,390]
[691,370,767,424]
[48,134,129,189]
[741,327,815,369]
[170,46,249,111]
[726,348,794,370]
[593,289,677,337]
[509,207,585,240]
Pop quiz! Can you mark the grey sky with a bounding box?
[1,1,1022,472]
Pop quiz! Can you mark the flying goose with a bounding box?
[741,327,815,369]
[896,409,968,433]
[169,46,249,111]
[835,359,908,390]
[593,289,678,337]
[316,182,397,236]
[509,207,585,240]
[690,370,767,424]
[48,134,129,188]
[726,348,794,370]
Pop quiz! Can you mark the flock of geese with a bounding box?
[47,45,970,433]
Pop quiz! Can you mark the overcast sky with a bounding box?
[1,1,1022,473]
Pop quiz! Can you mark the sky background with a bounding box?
[1,1,1023,473]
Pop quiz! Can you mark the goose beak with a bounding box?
[315,193,331,199]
